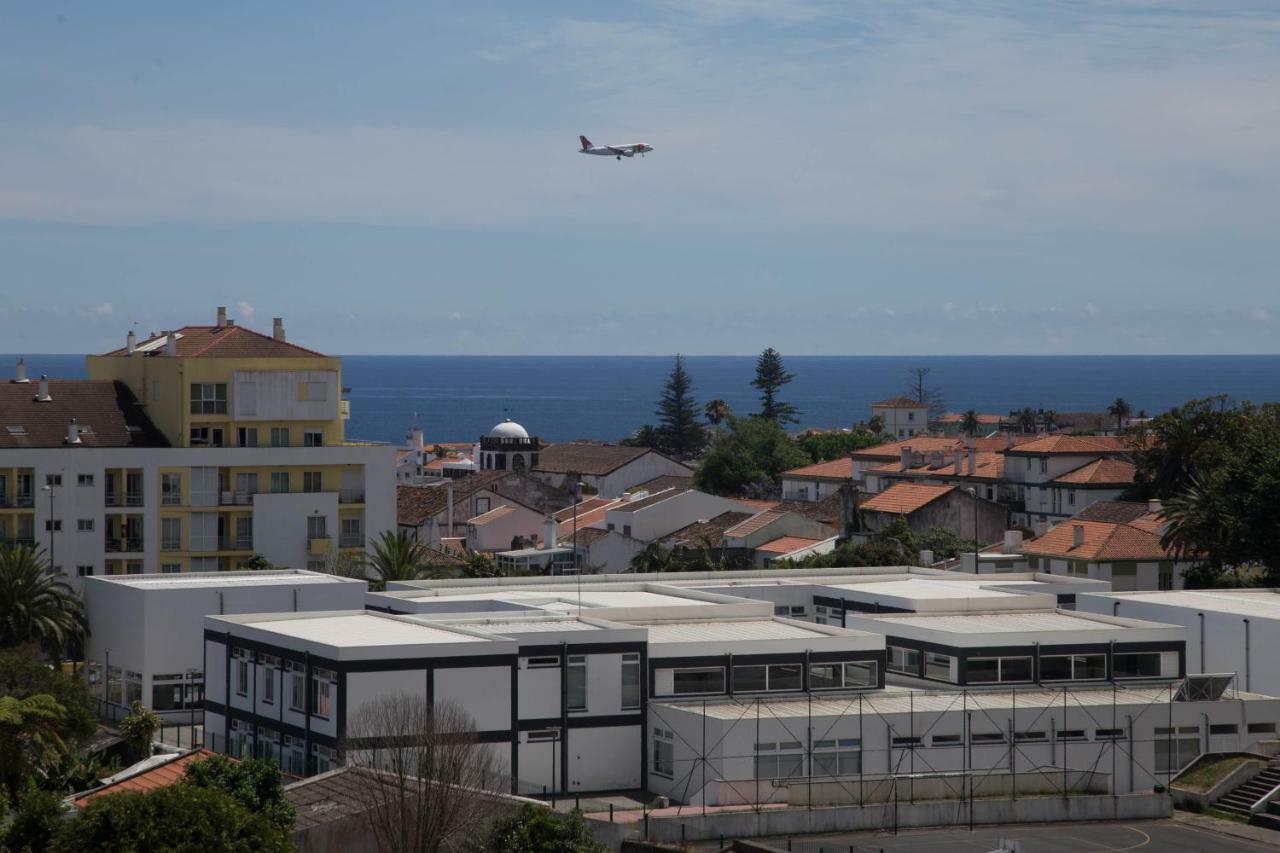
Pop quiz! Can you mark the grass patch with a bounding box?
[1176,757,1250,793]
[1206,807,1252,825]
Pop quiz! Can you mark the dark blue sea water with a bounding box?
[8,354,1280,445]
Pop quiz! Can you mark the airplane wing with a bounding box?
[607,146,634,157]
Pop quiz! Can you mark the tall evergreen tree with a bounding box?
[752,347,799,424]
[655,355,705,457]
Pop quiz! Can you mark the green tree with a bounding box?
[752,347,799,424]
[1107,397,1133,431]
[53,784,293,853]
[485,804,607,853]
[465,551,500,578]
[4,784,66,853]
[867,414,885,435]
[1014,407,1038,434]
[629,542,675,573]
[0,545,87,654]
[117,701,159,763]
[654,355,706,458]
[0,648,96,746]
[0,694,68,806]
[183,754,295,834]
[1126,396,1252,500]
[1043,409,1060,432]
[904,366,945,418]
[796,429,882,464]
[366,529,441,591]
[704,398,731,432]
[620,424,661,449]
[240,554,277,571]
[694,416,809,497]
[959,410,982,437]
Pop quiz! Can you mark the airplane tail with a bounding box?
[579,135,592,150]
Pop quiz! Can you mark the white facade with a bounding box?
[871,402,929,439]
[604,490,755,542]
[84,570,366,716]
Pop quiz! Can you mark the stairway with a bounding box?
[1215,761,1280,818]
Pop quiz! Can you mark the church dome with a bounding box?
[488,419,529,439]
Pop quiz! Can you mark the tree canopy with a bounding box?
[693,415,810,497]
[485,804,607,853]
[183,754,296,833]
[654,355,706,458]
[795,429,882,464]
[0,545,87,654]
[752,347,799,424]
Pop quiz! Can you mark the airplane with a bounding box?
[579,135,654,160]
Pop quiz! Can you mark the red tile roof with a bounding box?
[859,483,954,515]
[74,750,219,807]
[1021,518,1173,561]
[756,535,824,554]
[664,512,755,548]
[1004,435,1128,456]
[851,436,1033,461]
[0,380,168,448]
[101,325,327,358]
[783,458,854,480]
[724,508,787,538]
[1051,458,1136,486]
[872,396,927,408]
[934,412,1004,425]
[869,451,1005,482]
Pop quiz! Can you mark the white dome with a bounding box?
[488,419,529,439]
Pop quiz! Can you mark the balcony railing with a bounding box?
[218,536,254,551]
[0,537,36,548]
[339,535,365,548]
[339,490,365,504]
[1,494,36,509]
[126,492,144,507]
[105,537,144,553]
[307,537,332,556]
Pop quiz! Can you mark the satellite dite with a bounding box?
[578,135,654,160]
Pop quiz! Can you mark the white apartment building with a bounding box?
[870,397,929,439]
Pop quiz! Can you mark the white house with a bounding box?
[870,396,929,439]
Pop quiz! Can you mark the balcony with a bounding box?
[125,492,144,507]
[218,535,254,551]
[2,494,36,509]
[220,491,257,506]
[307,537,332,556]
[105,537,144,553]
[339,534,365,548]
[0,537,36,547]
[338,489,365,504]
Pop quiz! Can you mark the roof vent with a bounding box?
[33,375,51,402]
[216,306,228,328]
[273,317,285,342]
[1147,498,1162,515]
[14,358,29,384]
[65,418,82,445]
[1071,524,1084,548]
[126,330,136,354]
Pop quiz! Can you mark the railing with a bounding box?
[218,536,254,551]
[307,537,332,556]
[2,494,37,508]
[104,537,144,553]
[339,489,365,504]
[126,492,144,506]
[0,536,36,547]
[339,535,365,548]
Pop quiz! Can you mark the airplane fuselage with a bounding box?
[579,142,654,159]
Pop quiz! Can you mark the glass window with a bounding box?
[966,657,1032,684]
[161,517,182,551]
[271,427,289,447]
[77,473,94,486]
[1113,653,1162,679]
[287,663,305,711]
[1249,722,1277,735]
[307,515,327,540]
[236,660,249,696]
[671,667,724,695]
[924,652,954,682]
[160,563,180,574]
[77,518,94,532]
[733,663,802,693]
[189,513,217,551]
[271,472,290,493]
[1041,654,1107,681]
[261,658,276,704]
[567,655,587,711]
[304,430,324,448]
[733,665,767,693]
[311,670,334,718]
[621,653,640,710]
[303,471,323,493]
[161,473,182,506]
[887,646,920,675]
[812,739,861,777]
[238,427,259,448]
[754,742,804,779]
[190,383,228,414]
[1155,735,1200,773]
[653,728,674,777]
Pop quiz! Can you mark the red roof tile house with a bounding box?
[870,396,929,439]
[1004,436,1132,526]
[857,483,1008,546]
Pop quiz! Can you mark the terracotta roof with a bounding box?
[756,535,824,555]
[74,750,218,807]
[872,395,927,408]
[851,436,1032,461]
[771,494,842,527]
[1021,518,1173,561]
[1051,458,1136,486]
[572,526,616,546]
[860,483,955,515]
[554,497,616,522]
[737,499,782,512]
[1073,501,1156,524]
[664,512,754,548]
[630,474,694,494]
[536,443,689,476]
[469,504,519,524]
[0,380,168,449]
[869,451,1005,482]
[421,545,468,566]
[100,325,327,358]
[783,458,853,480]
[397,471,570,525]
[934,412,1004,425]
[724,508,787,538]
[1004,435,1128,456]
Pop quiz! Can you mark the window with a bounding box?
[623,525,632,537]
[161,517,182,551]
[160,563,180,574]
[924,652,954,682]
[77,565,93,577]
[189,468,219,506]
[526,656,559,669]
[235,516,253,549]
[1067,490,1076,507]
[190,383,228,414]
[311,669,334,718]
[475,497,491,515]
[77,518,94,532]
[621,653,641,710]
[1249,722,1276,735]
[1014,731,1046,742]
[235,659,249,696]
[1039,458,1048,474]
[303,430,323,448]
[1155,727,1201,773]
[234,472,258,498]
[527,729,561,743]
[303,471,323,493]
[271,427,289,447]
[1095,728,1124,740]
[44,520,62,531]
[307,515,327,540]
[567,655,587,711]
[754,741,803,779]
[189,426,225,447]
[1210,723,1239,735]
[892,736,922,747]
[655,667,725,696]
[932,734,962,746]
[312,744,335,775]
[77,473,94,486]
[733,663,803,693]
[340,516,362,547]
[237,427,259,448]
[1057,730,1086,741]
[812,738,861,776]
[287,662,305,711]
[306,381,328,401]
[966,656,1033,684]
[189,513,217,551]
[887,646,920,675]
[1113,652,1167,679]
[261,655,277,704]
[971,732,1006,744]
[271,472,290,493]
[45,474,62,486]
[1040,654,1107,681]
[809,661,877,690]
[653,728,674,777]
[161,473,182,506]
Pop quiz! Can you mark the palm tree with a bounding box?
[704,399,731,433]
[1043,410,1060,433]
[959,409,982,437]
[629,542,674,574]
[366,530,440,591]
[0,545,87,654]
[1016,407,1038,434]
[1160,475,1233,583]
[1107,397,1132,432]
[0,693,68,804]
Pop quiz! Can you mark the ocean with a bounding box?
[7,354,1280,445]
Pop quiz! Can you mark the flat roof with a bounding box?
[867,610,1138,634]
[93,570,359,590]
[234,613,495,647]
[827,579,1030,601]
[639,619,843,644]
[1090,589,1280,619]
[657,682,1275,720]
[439,619,603,636]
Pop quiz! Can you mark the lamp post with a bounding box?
[572,480,585,613]
[967,487,978,573]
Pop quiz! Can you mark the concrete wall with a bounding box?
[862,489,1007,543]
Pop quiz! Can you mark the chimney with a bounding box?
[1071,524,1084,548]
[34,374,51,402]
[216,306,227,327]
[954,450,963,475]
[409,426,425,453]
[967,450,976,476]
[273,317,285,342]
[900,446,911,471]
[1147,498,1163,515]
[543,515,558,548]
[14,358,29,383]
[1005,431,1013,450]
[126,330,136,354]
[1004,529,1023,552]
[65,418,81,445]
[164,332,177,357]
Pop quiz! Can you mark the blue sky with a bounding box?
[1,1,1277,355]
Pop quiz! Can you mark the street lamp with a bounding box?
[572,480,585,614]
[40,483,55,572]
[967,487,978,573]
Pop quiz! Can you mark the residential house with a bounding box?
[532,443,693,497]
[1003,435,1131,526]
[856,482,1008,544]
[396,471,570,544]
[931,412,1006,436]
[870,396,929,439]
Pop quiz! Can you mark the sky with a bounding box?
[1,1,1278,355]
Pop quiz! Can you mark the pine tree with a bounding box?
[752,347,799,424]
[655,354,706,457]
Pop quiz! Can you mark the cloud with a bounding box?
[1085,302,1101,318]
[1251,307,1272,322]
[236,301,256,321]
[94,302,113,316]
[448,311,463,321]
